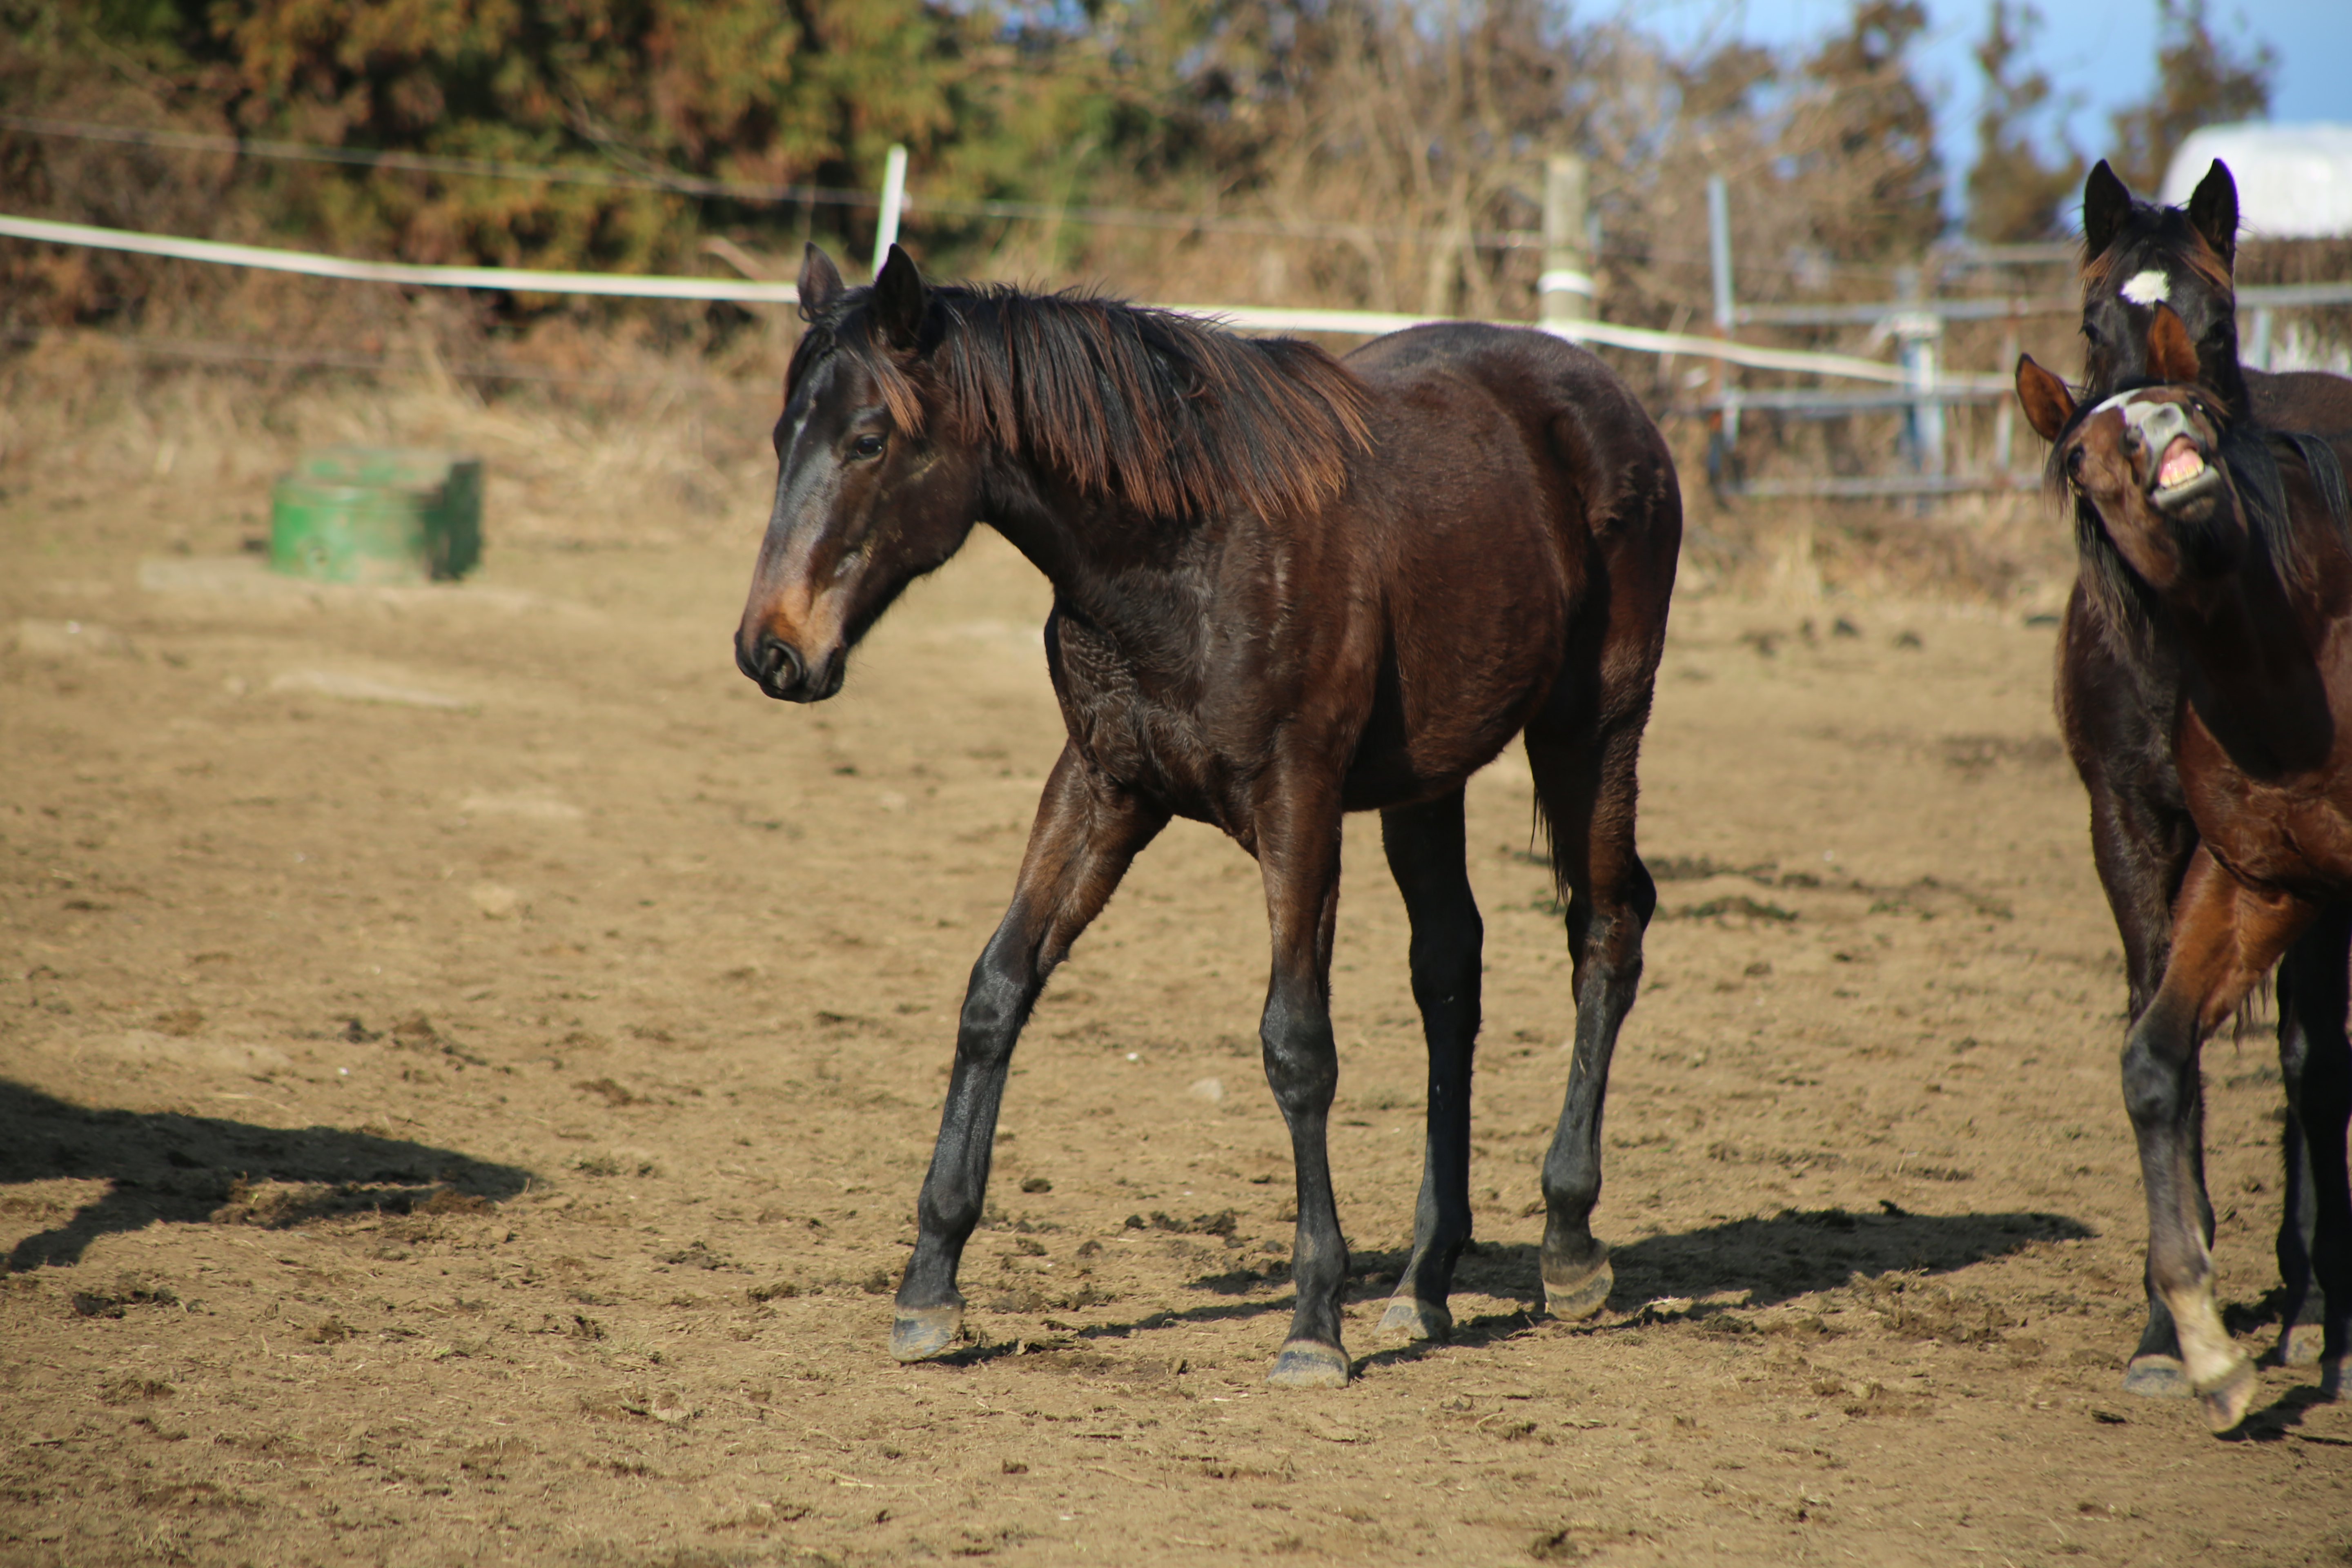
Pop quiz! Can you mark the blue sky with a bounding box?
[1629,0,2350,220]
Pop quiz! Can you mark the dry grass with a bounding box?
[0,327,785,557]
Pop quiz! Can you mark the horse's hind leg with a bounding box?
[2276,906,2352,1388]
[893,746,1166,1362]
[1527,715,1657,1321]
[1374,789,1482,1343]
[1250,779,1353,1389]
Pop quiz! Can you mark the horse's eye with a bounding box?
[851,433,885,460]
[2065,447,2086,478]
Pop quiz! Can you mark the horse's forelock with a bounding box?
[789,296,930,438]
[2080,205,2233,302]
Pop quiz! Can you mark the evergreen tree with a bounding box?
[1964,0,2081,242]
[1799,0,1943,261]
[2107,0,2272,194]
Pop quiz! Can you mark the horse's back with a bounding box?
[1345,323,1664,454]
[2251,368,2352,443]
[1341,322,1677,551]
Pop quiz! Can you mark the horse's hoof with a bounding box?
[890,1302,964,1363]
[2121,1354,2193,1399]
[2196,1357,2258,1434]
[1376,1296,1452,1342]
[2280,1322,2325,1368]
[1267,1340,1350,1389]
[1542,1254,1613,1321]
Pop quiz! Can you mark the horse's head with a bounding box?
[736,244,979,703]
[2020,305,2243,592]
[2078,158,2243,405]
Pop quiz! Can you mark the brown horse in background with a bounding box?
[2019,304,2352,1431]
[737,245,1681,1385]
[2060,158,2352,1399]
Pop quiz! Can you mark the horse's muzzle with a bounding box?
[737,631,843,703]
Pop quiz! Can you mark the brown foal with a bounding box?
[736,245,1681,1386]
[2019,305,2352,1430]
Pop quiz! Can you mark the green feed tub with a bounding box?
[269,447,483,584]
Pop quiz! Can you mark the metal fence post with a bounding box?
[1890,265,1943,489]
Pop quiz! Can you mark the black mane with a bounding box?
[791,281,1374,525]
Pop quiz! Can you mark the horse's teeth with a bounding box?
[2158,443,2205,489]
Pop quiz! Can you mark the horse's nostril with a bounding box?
[757,634,804,694]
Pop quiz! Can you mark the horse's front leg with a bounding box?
[892,746,1167,1362]
[2126,849,2316,1432]
[1254,785,1352,1388]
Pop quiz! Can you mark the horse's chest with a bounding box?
[1046,612,1236,819]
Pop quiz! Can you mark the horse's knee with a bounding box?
[955,959,1032,1067]
[1259,995,1336,1113]
[2120,1024,2196,1131]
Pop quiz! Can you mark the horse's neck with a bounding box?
[2166,538,2344,775]
[983,474,1205,658]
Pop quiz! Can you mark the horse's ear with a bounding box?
[2185,159,2239,269]
[2083,160,2132,258]
[799,246,844,322]
[2016,354,2078,444]
[873,244,927,351]
[2147,303,2199,383]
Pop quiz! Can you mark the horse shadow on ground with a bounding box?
[2226,1361,2347,1445]
[1021,1203,2096,1367]
[0,1079,534,1272]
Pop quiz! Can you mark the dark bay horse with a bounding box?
[736,245,1680,1386]
[2018,303,2352,1431]
[2058,158,2352,1398]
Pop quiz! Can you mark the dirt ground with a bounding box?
[3,399,2348,1567]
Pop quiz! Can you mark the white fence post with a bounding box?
[1706,175,1739,446]
[1540,154,1592,326]
[872,145,909,276]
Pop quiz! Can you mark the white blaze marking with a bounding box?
[2121,268,2170,306]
